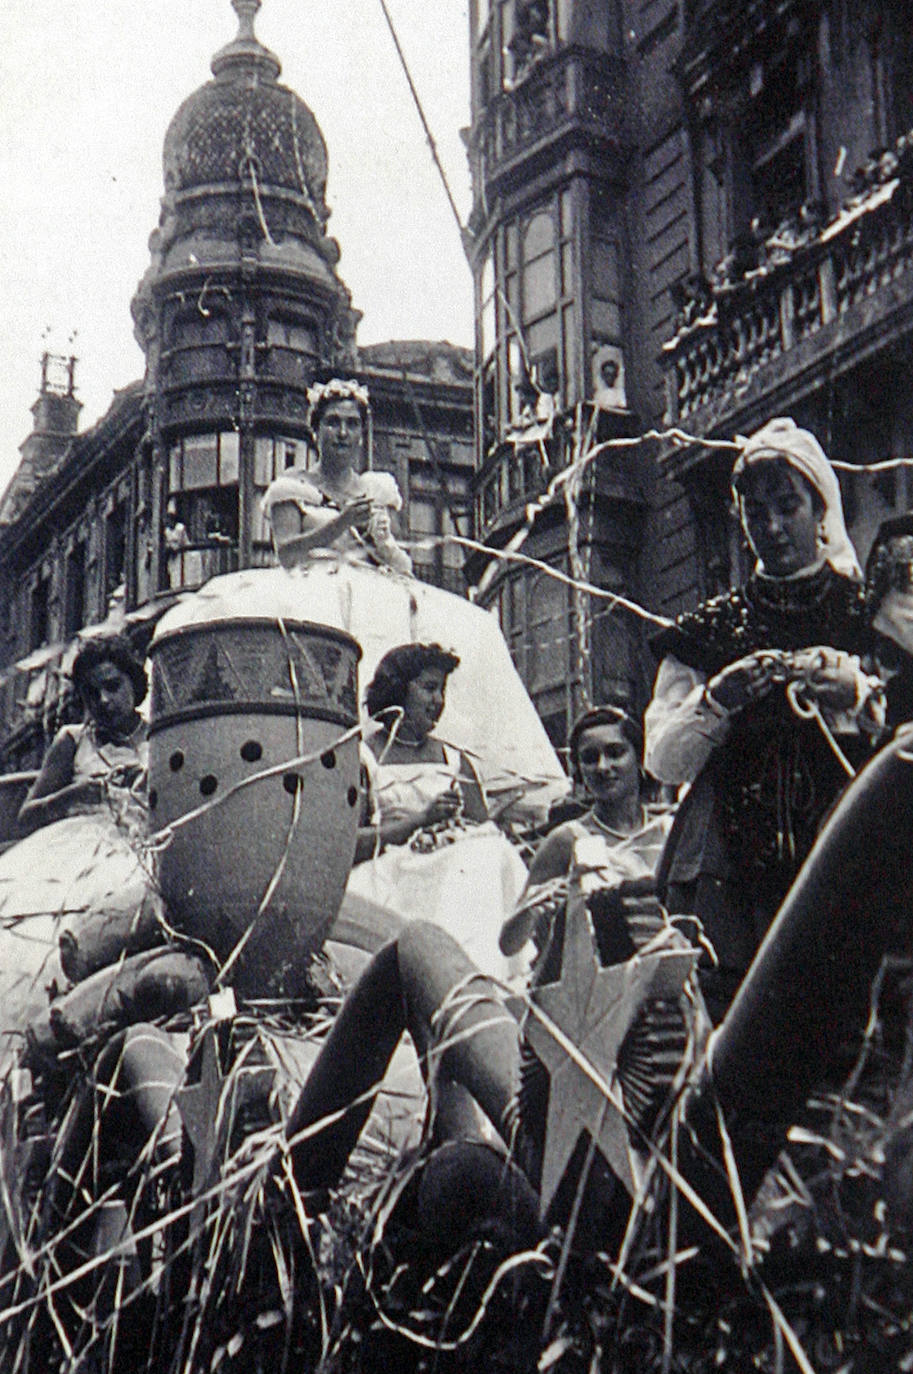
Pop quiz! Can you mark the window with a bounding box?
[105,502,127,597]
[64,543,86,639]
[507,0,552,84]
[169,432,241,492]
[30,576,49,651]
[266,318,317,353]
[480,250,496,361]
[732,44,816,238]
[477,189,579,449]
[167,312,229,349]
[253,435,312,488]
[527,568,570,692]
[265,316,319,384]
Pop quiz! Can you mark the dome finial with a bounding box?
[211,0,281,80]
[232,0,261,42]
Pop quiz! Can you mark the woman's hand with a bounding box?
[107,762,145,791]
[422,788,461,828]
[340,495,374,533]
[785,647,866,713]
[706,651,785,712]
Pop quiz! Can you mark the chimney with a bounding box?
[20,352,82,479]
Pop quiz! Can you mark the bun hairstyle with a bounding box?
[568,704,643,784]
[366,642,460,720]
[71,634,148,709]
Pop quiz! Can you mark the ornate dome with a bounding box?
[162,0,328,222]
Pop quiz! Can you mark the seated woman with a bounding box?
[645,417,884,1022]
[334,642,529,981]
[501,704,672,971]
[20,635,148,832]
[262,377,412,575]
[0,636,156,1055]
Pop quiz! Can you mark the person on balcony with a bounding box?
[163,500,191,590]
[262,378,412,575]
[644,417,884,1022]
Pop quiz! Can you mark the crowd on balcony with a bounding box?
[670,122,913,343]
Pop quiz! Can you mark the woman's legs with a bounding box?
[286,923,520,1192]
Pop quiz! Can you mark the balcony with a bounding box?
[476,442,552,542]
[472,46,627,195]
[664,166,913,432]
[163,537,238,592]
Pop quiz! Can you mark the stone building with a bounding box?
[0,1,472,771]
[465,0,913,743]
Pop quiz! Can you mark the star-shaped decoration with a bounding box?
[511,881,696,1218]
[176,1027,227,1193]
[176,1025,278,1197]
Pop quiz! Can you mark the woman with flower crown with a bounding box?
[262,378,412,574]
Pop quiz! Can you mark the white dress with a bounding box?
[0,723,154,1061]
[339,744,529,983]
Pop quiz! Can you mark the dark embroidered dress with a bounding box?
[652,565,872,1021]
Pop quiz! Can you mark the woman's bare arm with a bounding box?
[19,730,102,831]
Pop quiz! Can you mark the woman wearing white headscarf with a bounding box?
[644,417,884,1022]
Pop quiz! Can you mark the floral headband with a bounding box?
[307,378,370,428]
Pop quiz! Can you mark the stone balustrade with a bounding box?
[666,175,913,422]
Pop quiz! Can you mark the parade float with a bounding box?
[1,550,913,1372]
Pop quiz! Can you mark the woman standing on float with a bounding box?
[259,376,568,825]
[262,378,412,574]
[645,418,884,1022]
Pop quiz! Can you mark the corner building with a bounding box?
[466,0,913,744]
[0,2,472,770]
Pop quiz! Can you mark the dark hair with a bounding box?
[865,513,913,607]
[733,457,826,518]
[71,634,148,709]
[366,642,460,719]
[568,705,643,784]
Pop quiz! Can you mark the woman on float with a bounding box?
[20,635,148,831]
[253,377,566,818]
[262,378,412,574]
[285,715,698,1250]
[0,635,156,1054]
[645,417,884,1022]
[335,642,528,981]
[500,704,673,973]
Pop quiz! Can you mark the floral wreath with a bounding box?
[306,378,370,429]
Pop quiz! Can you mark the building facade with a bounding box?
[0,2,472,771]
[466,0,913,742]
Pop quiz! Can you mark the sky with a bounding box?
[0,0,474,491]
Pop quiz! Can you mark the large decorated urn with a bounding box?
[149,577,362,997]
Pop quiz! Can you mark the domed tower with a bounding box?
[132,0,360,589]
